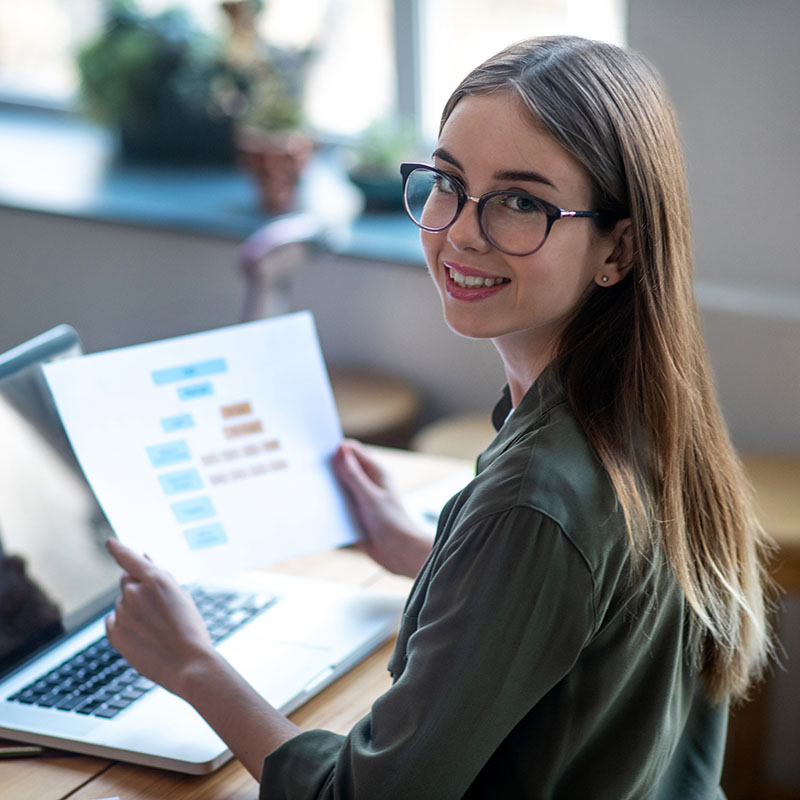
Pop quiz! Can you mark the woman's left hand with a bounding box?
[333,439,433,577]
[104,538,215,699]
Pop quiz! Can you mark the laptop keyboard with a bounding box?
[7,586,277,720]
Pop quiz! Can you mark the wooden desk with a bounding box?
[0,446,469,800]
[742,455,800,592]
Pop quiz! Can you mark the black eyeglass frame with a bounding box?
[400,162,607,257]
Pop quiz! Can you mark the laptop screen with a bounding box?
[0,359,120,680]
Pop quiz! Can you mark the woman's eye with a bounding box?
[499,193,542,213]
[433,174,458,195]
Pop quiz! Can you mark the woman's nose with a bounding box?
[446,197,490,253]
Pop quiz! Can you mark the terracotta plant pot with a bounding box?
[235,126,314,215]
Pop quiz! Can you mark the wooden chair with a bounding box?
[411,411,495,462]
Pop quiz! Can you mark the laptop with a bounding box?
[0,325,404,774]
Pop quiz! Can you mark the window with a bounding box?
[0,0,624,139]
[0,0,103,105]
[417,0,626,140]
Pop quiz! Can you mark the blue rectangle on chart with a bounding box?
[177,382,214,401]
[152,358,228,386]
[158,468,203,496]
[161,413,195,433]
[171,496,216,524]
[184,522,228,551]
[146,440,191,468]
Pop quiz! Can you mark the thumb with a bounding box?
[334,443,384,502]
[340,440,390,488]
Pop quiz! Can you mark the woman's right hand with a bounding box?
[332,440,433,578]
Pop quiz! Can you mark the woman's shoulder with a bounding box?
[456,386,630,574]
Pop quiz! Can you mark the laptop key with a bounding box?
[94,705,123,719]
[116,667,140,684]
[56,693,88,711]
[10,689,39,704]
[118,687,147,700]
[75,699,104,715]
[35,692,68,708]
[107,696,135,710]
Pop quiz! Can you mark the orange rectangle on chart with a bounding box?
[262,439,281,452]
[223,420,264,440]
[220,401,253,419]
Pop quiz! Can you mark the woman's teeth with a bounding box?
[448,268,509,288]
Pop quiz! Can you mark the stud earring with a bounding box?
[601,275,609,283]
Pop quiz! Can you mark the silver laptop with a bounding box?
[0,325,403,774]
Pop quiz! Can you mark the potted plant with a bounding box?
[347,118,419,211]
[76,0,242,164]
[221,0,315,214]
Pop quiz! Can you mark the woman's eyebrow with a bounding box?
[494,168,557,190]
[431,147,461,169]
[431,148,557,190]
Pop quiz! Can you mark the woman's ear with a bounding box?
[595,219,634,287]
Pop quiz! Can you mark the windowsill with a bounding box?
[0,107,425,266]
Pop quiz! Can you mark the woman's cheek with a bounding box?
[420,232,444,288]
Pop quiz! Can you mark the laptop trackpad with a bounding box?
[219,634,332,710]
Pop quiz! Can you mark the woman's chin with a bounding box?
[441,310,498,341]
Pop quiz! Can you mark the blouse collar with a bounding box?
[478,365,567,472]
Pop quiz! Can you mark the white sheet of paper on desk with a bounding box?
[43,312,356,582]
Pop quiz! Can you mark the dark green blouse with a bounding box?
[260,370,728,799]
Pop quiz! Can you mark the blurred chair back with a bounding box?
[238,215,420,447]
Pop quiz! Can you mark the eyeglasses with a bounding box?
[401,162,604,257]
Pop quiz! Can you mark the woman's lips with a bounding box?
[444,262,511,300]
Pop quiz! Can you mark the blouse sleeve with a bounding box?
[260,506,598,799]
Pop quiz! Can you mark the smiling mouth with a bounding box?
[447,268,510,289]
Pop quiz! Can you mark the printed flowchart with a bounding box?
[43,313,356,581]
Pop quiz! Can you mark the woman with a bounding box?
[106,35,773,798]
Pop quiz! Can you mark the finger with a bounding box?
[336,445,381,499]
[340,441,387,487]
[105,611,116,642]
[106,538,153,581]
[343,440,389,486]
[120,572,138,590]
[332,442,360,484]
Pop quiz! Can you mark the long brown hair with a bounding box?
[442,36,773,702]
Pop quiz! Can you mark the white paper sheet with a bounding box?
[43,312,356,581]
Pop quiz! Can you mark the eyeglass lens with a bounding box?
[403,167,552,256]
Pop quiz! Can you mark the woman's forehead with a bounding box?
[437,92,592,199]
